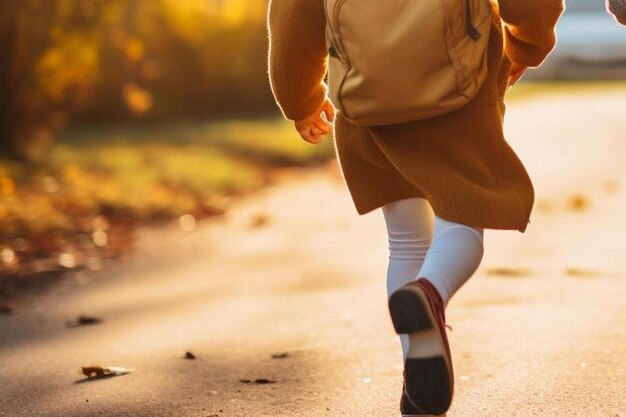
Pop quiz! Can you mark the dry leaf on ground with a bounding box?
[66,315,102,327]
[79,366,133,381]
[485,268,530,278]
[248,213,270,229]
[270,352,291,359]
[240,378,276,384]
[567,195,590,212]
[565,268,600,278]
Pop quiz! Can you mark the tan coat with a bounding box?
[268,0,564,232]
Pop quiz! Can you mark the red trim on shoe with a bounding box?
[408,278,455,390]
[394,278,455,416]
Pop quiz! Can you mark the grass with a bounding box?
[3,117,336,228]
[59,117,335,166]
[0,116,336,276]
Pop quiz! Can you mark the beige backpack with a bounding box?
[323,0,492,126]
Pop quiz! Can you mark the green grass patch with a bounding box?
[60,117,336,166]
[1,116,336,236]
[0,116,336,275]
[0,143,260,240]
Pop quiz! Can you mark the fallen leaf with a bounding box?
[567,194,590,212]
[184,351,196,360]
[485,268,530,278]
[79,366,133,382]
[249,213,270,229]
[66,315,102,328]
[253,379,276,384]
[565,268,600,278]
[240,378,276,384]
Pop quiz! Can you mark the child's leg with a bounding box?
[418,216,484,310]
[382,198,434,358]
[382,199,485,358]
[383,201,485,416]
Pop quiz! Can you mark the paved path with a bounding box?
[1,91,625,416]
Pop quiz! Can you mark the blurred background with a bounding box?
[1,1,625,416]
[0,0,334,284]
[0,0,625,287]
[530,0,626,79]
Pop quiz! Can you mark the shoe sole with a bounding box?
[389,288,433,334]
[403,413,446,417]
[389,287,452,416]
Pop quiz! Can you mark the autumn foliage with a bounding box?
[0,0,271,157]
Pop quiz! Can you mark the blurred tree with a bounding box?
[1,0,75,159]
[0,0,273,160]
[0,0,18,157]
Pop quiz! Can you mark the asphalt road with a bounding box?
[1,90,625,417]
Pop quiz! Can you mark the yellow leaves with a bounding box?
[140,59,162,80]
[160,0,264,43]
[36,34,100,102]
[124,38,145,62]
[111,30,146,67]
[101,2,125,26]
[63,164,83,182]
[123,83,153,115]
[160,0,215,43]
[57,0,74,19]
[1,177,15,196]
[96,181,124,205]
[220,0,264,26]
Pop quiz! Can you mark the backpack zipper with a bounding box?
[329,44,340,59]
[466,0,482,40]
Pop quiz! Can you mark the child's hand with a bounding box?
[508,62,528,86]
[294,99,335,144]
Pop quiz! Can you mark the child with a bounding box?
[267,1,563,415]
[608,0,626,24]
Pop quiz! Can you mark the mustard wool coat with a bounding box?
[268,0,564,232]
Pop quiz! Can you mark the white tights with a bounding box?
[382,198,484,358]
